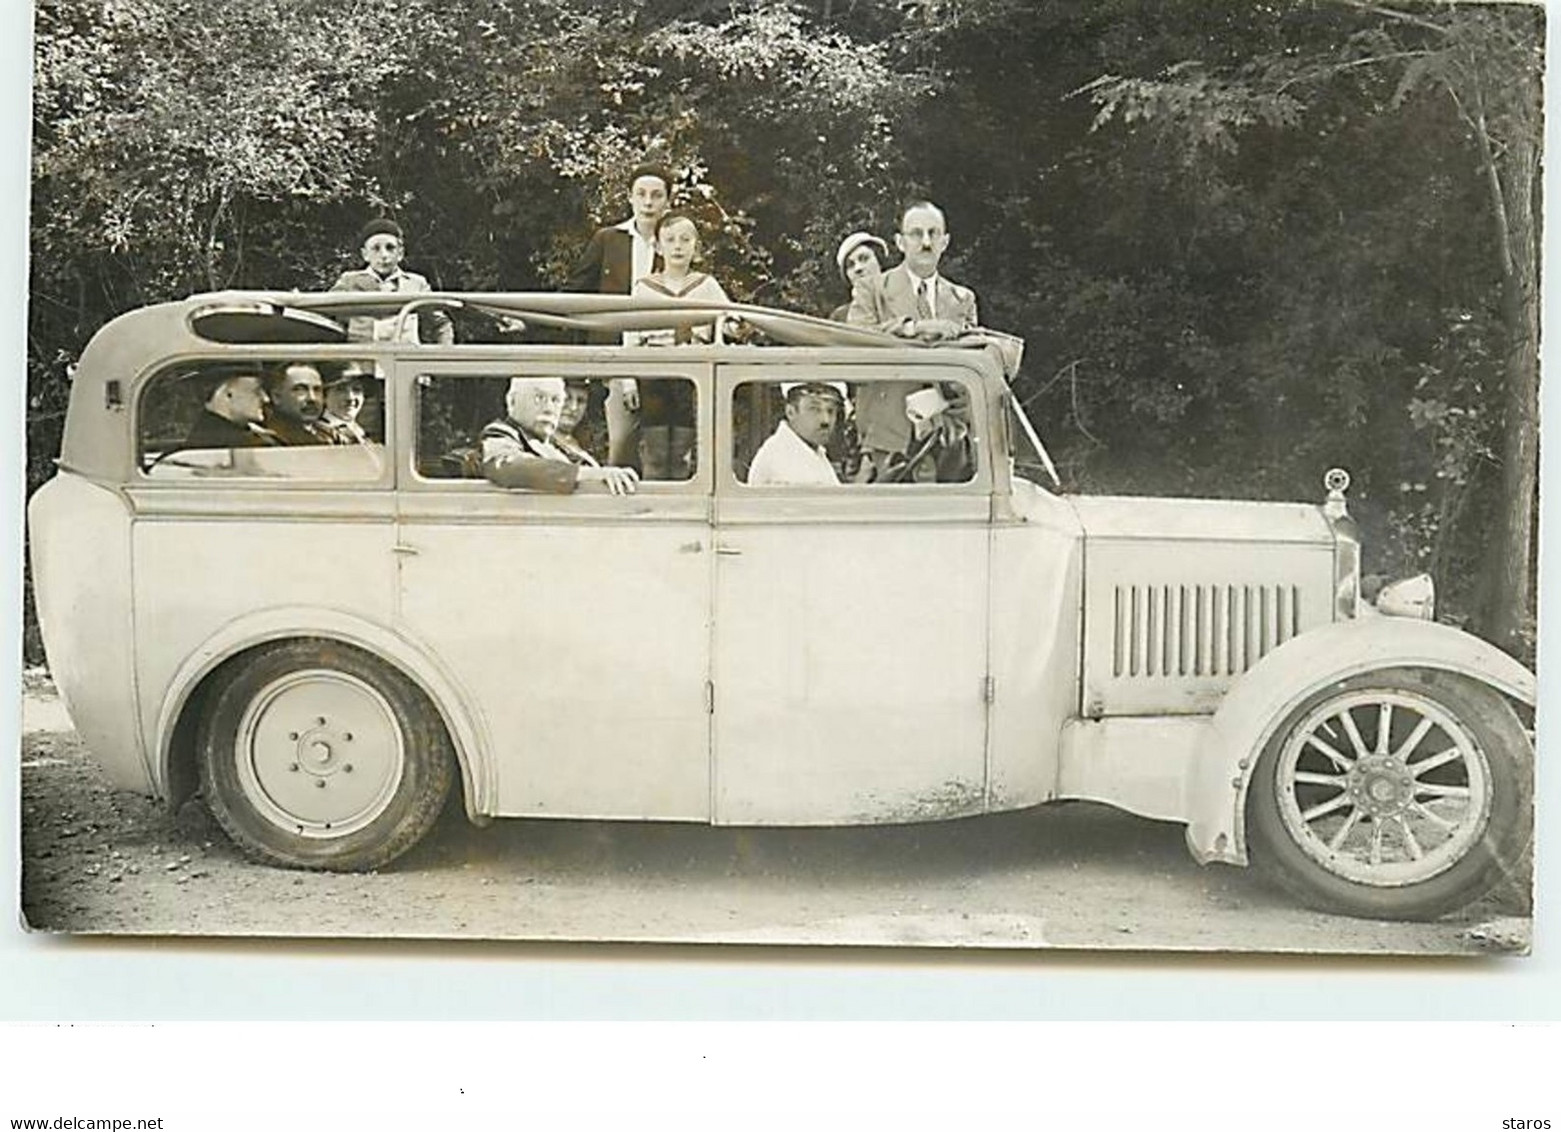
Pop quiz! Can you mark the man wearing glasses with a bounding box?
[481,376,640,495]
[846,200,980,477]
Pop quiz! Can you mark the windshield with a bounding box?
[1006,395,1059,488]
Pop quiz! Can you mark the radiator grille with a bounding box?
[1110,583,1301,679]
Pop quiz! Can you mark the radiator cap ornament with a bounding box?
[1323,467,1351,520]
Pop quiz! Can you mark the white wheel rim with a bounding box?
[233,669,406,839]
[1275,688,1492,887]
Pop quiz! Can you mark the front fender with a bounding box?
[151,606,495,819]
[1184,617,1534,866]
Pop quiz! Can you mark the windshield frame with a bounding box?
[1004,391,1060,489]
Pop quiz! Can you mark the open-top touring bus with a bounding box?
[28,290,1535,920]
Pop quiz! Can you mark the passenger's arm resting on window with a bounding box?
[481,437,580,493]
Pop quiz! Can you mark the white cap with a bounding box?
[835,232,889,277]
[781,381,848,402]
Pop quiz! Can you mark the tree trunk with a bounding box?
[1477,128,1540,658]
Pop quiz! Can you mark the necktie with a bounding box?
[915,279,933,319]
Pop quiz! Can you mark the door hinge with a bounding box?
[705,680,715,714]
[982,675,996,704]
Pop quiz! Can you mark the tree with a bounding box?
[1078,0,1541,655]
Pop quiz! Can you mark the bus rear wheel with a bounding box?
[197,639,454,871]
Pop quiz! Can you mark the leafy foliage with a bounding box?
[26,0,1543,659]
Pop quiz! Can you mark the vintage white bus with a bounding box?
[27,291,1535,920]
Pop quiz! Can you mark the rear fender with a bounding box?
[153,607,494,820]
[1185,618,1535,866]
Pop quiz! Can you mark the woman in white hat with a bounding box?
[830,231,889,322]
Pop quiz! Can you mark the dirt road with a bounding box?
[18,677,1528,953]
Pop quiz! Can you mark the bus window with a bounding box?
[734,376,977,486]
[416,373,698,484]
[138,360,386,480]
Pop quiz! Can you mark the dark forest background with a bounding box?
[26,0,1542,662]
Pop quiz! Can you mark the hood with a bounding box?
[1066,494,1333,546]
[1066,493,1339,718]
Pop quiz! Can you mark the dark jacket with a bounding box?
[564,227,636,295]
[479,417,582,493]
[185,410,280,449]
[565,225,662,345]
[264,412,335,447]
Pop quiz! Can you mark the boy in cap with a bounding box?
[330,219,455,345]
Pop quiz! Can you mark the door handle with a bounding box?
[392,544,420,556]
[677,540,704,554]
[715,544,743,556]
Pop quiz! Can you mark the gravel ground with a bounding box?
[18,672,1531,953]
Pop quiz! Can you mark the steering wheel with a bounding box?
[875,433,941,484]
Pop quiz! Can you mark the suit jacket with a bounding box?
[846,263,979,336]
[263,412,336,447]
[564,226,637,295]
[184,410,280,449]
[330,267,455,345]
[845,264,979,454]
[479,416,582,493]
[564,223,663,344]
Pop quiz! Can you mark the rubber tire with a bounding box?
[197,639,455,871]
[1247,667,1532,921]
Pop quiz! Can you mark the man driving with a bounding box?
[747,381,848,486]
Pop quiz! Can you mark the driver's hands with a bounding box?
[936,415,969,445]
[580,465,640,496]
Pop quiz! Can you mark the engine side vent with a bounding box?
[1110,583,1302,679]
[1082,539,1333,717]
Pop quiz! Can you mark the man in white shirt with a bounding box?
[747,382,847,486]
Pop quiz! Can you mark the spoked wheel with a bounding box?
[198,640,454,871]
[1248,668,1531,921]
